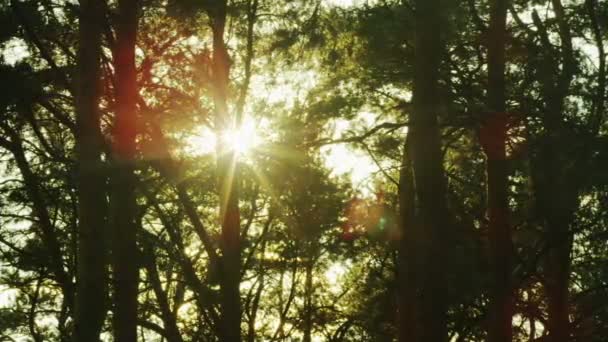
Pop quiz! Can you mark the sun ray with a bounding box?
[186,116,261,159]
[219,118,259,156]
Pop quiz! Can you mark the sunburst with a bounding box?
[219,118,259,156]
[186,117,260,158]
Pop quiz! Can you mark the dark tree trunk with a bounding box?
[398,138,416,342]
[247,218,270,342]
[542,4,575,336]
[110,0,139,340]
[530,2,576,340]
[544,217,573,342]
[484,0,514,341]
[532,142,575,342]
[72,0,108,339]
[303,256,314,342]
[398,0,449,341]
[208,1,242,341]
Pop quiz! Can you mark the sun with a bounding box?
[220,119,259,156]
[185,117,260,157]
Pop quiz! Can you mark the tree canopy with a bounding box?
[0,0,607,341]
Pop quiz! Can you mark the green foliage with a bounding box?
[0,0,607,340]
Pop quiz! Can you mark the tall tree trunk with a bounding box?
[533,137,575,342]
[484,0,513,341]
[543,215,573,342]
[208,1,242,341]
[531,2,575,340]
[247,217,270,342]
[398,138,416,342]
[72,0,108,339]
[303,256,314,342]
[111,0,139,340]
[398,0,449,341]
[544,4,574,341]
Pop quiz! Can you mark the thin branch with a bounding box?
[360,143,399,187]
[308,121,408,147]
[235,0,259,124]
[585,0,606,133]
[10,0,71,90]
[467,0,487,32]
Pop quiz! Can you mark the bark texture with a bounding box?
[208,1,242,341]
[398,0,449,341]
[484,0,514,341]
[111,0,140,340]
[73,0,108,339]
[531,2,576,340]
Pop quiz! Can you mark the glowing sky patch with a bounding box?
[1,38,30,65]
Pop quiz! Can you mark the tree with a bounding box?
[72,0,108,340]
[483,0,514,340]
[110,0,140,340]
[1,0,607,341]
[206,1,243,340]
[398,0,450,341]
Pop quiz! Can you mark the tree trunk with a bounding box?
[398,137,416,342]
[247,218,270,342]
[72,0,108,339]
[532,120,575,342]
[544,217,573,342]
[543,6,575,339]
[111,0,139,340]
[208,1,242,341]
[398,0,449,341]
[531,2,575,340]
[532,143,575,342]
[485,0,514,341]
[303,256,314,342]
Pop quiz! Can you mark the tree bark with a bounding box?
[543,217,573,342]
[531,2,575,340]
[207,1,242,341]
[303,256,314,342]
[398,137,416,342]
[110,0,140,340]
[544,5,574,341]
[398,0,449,341]
[484,0,514,341]
[72,0,108,339]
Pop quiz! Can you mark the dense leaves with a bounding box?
[0,0,607,341]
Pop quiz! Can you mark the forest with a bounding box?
[0,0,607,341]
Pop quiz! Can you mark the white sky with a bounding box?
[320,116,380,194]
[1,38,29,65]
[323,0,366,8]
[184,114,381,195]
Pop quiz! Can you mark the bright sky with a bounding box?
[1,37,29,65]
[184,59,383,195]
[0,0,386,198]
[320,115,381,194]
[185,116,261,157]
[0,1,575,339]
[185,114,381,195]
[323,0,363,8]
